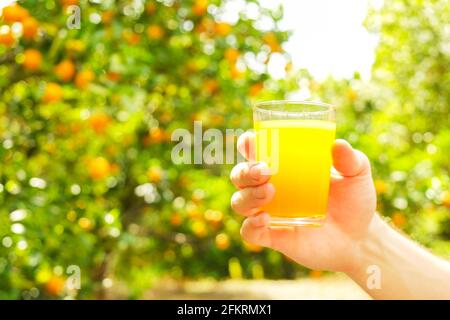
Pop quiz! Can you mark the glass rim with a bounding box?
[253,100,335,117]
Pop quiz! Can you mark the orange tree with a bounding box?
[0,0,292,299]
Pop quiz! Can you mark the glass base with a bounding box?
[269,216,325,227]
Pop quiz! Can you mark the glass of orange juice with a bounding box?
[253,100,336,227]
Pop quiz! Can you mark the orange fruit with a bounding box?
[89,113,110,134]
[309,270,323,278]
[374,179,387,195]
[107,71,121,81]
[263,32,282,52]
[224,48,239,63]
[192,0,208,16]
[42,82,63,103]
[78,217,93,230]
[2,4,29,23]
[147,166,163,183]
[442,191,450,208]
[88,157,111,180]
[0,29,15,47]
[123,30,140,45]
[230,66,244,79]
[170,213,182,226]
[249,83,263,96]
[101,10,115,24]
[146,3,157,14]
[215,22,231,36]
[45,276,65,296]
[204,79,219,94]
[243,241,263,253]
[23,49,42,71]
[54,60,75,82]
[61,0,79,6]
[75,69,95,89]
[392,212,406,228]
[147,25,164,40]
[215,233,230,250]
[149,127,165,143]
[22,16,39,40]
[192,221,207,237]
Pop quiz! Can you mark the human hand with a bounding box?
[230,131,377,273]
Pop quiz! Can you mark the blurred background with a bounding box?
[0,0,449,299]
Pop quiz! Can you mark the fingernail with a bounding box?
[252,184,267,199]
[249,163,261,180]
[250,163,270,180]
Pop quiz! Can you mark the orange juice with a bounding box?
[255,119,336,225]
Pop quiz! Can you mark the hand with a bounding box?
[230,131,377,273]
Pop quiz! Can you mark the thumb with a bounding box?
[332,139,371,177]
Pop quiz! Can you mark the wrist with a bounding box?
[345,213,388,278]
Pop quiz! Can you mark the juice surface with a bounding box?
[254,119,336,218]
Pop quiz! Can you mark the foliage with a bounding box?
[0,0,449,300]
[0,0,293,299]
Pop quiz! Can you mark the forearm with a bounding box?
[347,214,450,299]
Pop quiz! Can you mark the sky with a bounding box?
[264,0,380,81]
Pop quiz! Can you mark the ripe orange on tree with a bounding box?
[88,157,111,180]
[54,60,76,82]
[1,4,29,23]
[45,276,65,296]
[122,30,141,45]
[309,270,323,278]
[89,113,110,134]
[101,10,115,24]
[442,191,450,208]
[392,212,406,228]
[0,29,14,47]
[23,49,42,71]
[60,0,79,6]
[78,217,93,230]
[170,213,183,226]
[192,220,207,237]
[224,48,239,64]
[263,32,282,52]
[215,22,231,36]
[243,241,263,253]
[230,66,244,79]
[249,83,263,96]
[146,3,157,14]
[147,166,163,183]
[192,0,208,16]
[75,69,95,89]
[149,127,166,143]
[42,82,63,103]
[215,233,230,250]
[22,16,39,40]
[147,25,164,40]
[106,71,121,82]
[204,78,219,94]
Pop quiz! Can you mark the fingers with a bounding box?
[237,131,255,161]
[332,139,371,177]
[240,213,299,251]
[230,161,271,189]
[231,183,275,216]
